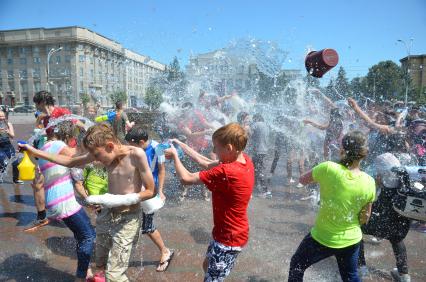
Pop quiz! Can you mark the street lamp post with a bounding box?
[46,47,63,91]
[397,38,414,106]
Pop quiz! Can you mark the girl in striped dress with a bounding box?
[38,121,95,282]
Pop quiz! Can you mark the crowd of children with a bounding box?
[6,89,426,282]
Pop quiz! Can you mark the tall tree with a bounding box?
[363,60,404,101]
[167,56,184,82]
[144,86,163,110]
[325,78,336,100]
[109,90,127,105]
[256,69,289,102]
[335,66,350,97]
[350,77,368,99]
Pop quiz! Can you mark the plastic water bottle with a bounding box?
[17,141,36,181]
[95,111,116,123]
[156,142,184,159]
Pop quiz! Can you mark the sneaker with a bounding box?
[366,236,383,244]
[13,180,24,185]
[204,196,211,202]
[259,191,272,199]
[287,178,296,184]
[359,265,369,277]
[23,218,49,232]
[391,269,411,282]
[296,183,304,188]
[300,194,316,201]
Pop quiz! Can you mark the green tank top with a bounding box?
[83,165,108,195]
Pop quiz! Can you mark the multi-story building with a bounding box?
[186,49,302,95]
[0,26,166,107]
[400,54,426,96]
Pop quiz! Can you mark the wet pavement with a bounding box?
[0,117,425,281]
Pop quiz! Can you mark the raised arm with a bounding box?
[5,122,15,138]
[303,119,329,130]
[347,98,393,134]
[171,139,219,169]
[310,89,336,109]
[165,146,203,185]
[20,143,93,168]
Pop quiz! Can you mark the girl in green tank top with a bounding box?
[83,162,108,195]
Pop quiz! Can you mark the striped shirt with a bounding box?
[38,140,81,220]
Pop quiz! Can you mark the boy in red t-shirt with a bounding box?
[166,122,254,281]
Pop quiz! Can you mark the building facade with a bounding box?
[400,54,426,96]
[186,49,301,95]
[0,26,166,107]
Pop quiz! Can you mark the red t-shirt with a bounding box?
[179,110,209,152]
[42,107,71,129]
[199,153,255,247]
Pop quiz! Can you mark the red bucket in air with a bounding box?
[305,49,339,78]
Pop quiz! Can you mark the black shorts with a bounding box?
[141,212,156,234]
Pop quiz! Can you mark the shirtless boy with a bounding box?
[20,123,155,282]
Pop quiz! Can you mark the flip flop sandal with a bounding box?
[156,250,175,272]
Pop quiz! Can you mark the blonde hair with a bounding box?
[83,123,120,149]
[212,122,248,151]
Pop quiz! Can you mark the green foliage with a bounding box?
[363,60,405,101]
[335,67,350,97]
[256,68,290,102]
[80,93,90,107]
[167,56,184,82]
[325,78,336,99]
[109,91,127,105]
[144,87,163,110]
[350,77,368,99]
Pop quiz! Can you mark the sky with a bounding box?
[0,0,425,84]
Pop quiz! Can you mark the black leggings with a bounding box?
[252,153,268,193]
[359,189,410,274]
[358,239,408,274]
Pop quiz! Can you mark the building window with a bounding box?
[8,81,14,91]
[89,56,93,64]
[33,46,40,54]
[20,58,27,65]
[65,55,71,63]
[34,81,41,92]
[33,68,41,78]
[79,55,85,62]
[78,44,84,51]
[21,81,28,92]
[80,81,84,93]
[7,48,13,57]
[33,57,41,64]
[80,67,84,77]
[55,56,61,64]
[90,69,94,80]
[19,70,28,79]
[7,58,13,65]
[7,70,14,79]
[19,47,27,56]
